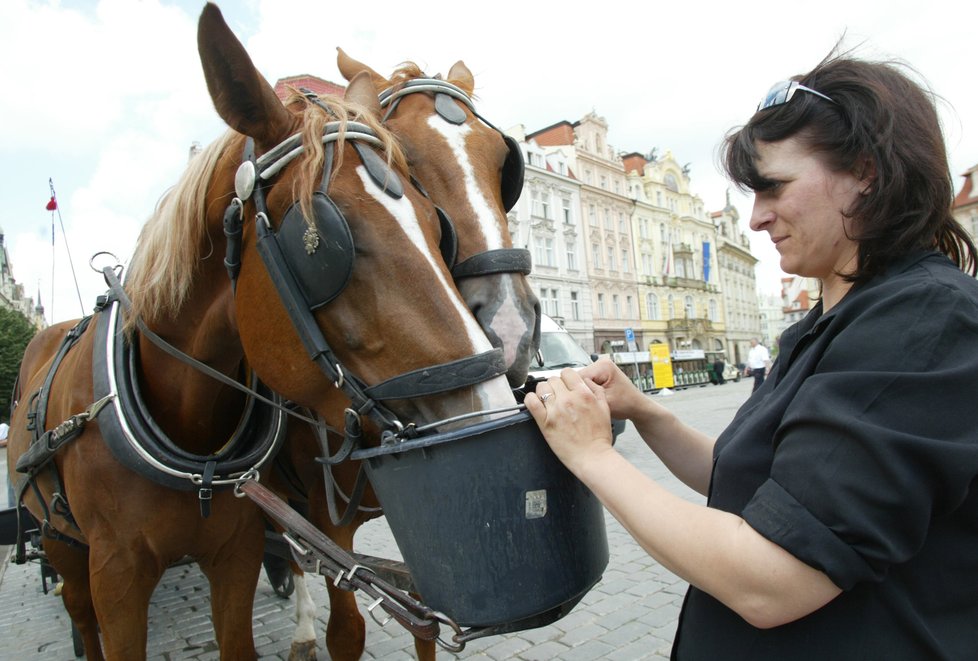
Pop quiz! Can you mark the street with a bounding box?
[0,379,753,660]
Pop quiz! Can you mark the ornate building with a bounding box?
[528,113,640,354]
[507,125,595,351]
[622,150,727,356]
[0,225,46,329]
[953,163,978,248]
[711,195,761,365]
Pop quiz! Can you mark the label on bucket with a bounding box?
[524,489,548,519]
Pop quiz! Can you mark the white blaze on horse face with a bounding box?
[427,118,504,248]
[356,166,515,413]
[355,165,488,350]
[428,118,532,366]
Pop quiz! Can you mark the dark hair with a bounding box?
[722,49,977,283]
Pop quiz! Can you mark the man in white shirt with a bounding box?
[747,338,771,392]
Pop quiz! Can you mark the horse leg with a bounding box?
[287,571,318,661]
[413,636,437,661]
[43,538,105,661]
[197,521,264,661]
[88,543,163,660]
[323,579,366,661]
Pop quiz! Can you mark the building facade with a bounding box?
[0,226,46,329]
[528,114,641,355]
[711,197,761,365]
[953,163,978,247]
[507,125,595,351]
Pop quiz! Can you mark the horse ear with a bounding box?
[345,71,383,118]
[197,3,293,150]
[336,47,389,90]
[446,61,474,95]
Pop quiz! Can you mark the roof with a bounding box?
[953,163,978,210]
[273,75,346,101]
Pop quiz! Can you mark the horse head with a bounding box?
[337,49,541,387]
[189,4,517,435]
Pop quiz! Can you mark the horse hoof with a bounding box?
[288,640,317,661]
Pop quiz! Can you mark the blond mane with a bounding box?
[124,92,405,331]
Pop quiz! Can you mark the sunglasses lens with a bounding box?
[758,81,794,111]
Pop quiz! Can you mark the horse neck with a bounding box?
[135,266,247,453]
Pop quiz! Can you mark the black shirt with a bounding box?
[673,252,978,660]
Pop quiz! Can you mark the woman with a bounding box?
[527,52,978,659]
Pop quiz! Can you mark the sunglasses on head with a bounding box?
[757,80,836,112]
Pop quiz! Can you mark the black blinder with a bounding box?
[276,191,355,310]
[501,135,525,211]
[438,207,458,269]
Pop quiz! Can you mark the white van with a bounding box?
[528,314,626,440]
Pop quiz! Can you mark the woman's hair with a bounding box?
[722,49,977,282]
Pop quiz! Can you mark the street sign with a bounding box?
[624,327,637,352]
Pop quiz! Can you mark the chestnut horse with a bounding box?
[6,4,516,659]
[266,54,543,660]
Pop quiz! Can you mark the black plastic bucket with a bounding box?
[352,410,608,628]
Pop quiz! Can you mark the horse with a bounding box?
[336,48,541,388]
[6,4,517,659]
[263,53,544,660]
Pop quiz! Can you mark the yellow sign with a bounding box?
[650,344,674,389]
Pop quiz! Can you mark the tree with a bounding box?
[0,306,37,422]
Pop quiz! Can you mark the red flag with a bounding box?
[46,196,58,211]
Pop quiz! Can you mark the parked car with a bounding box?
[528,314,626,441]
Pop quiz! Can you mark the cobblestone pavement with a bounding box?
[0,380,752,660]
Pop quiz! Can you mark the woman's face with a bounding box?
[749,137,864,301]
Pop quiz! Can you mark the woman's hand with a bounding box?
[525,367,616,476]
[577,357,660,422]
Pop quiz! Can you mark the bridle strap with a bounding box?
[452,248,532,279]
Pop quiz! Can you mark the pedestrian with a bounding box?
[746,338,771,392]
[0,420,8,448]
[526,49,978,660]
[712,358,726,385]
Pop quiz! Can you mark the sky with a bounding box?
[2,0,976,325]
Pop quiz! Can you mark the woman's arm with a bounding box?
[526,365,842,627]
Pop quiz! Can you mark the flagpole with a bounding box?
[46,178,86,320]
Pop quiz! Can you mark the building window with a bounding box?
[613,294,621,319]
[589,204,597,226]
[626,295,633,318]
[708,299,718,321]
[621,249,630,273]
[642,252,654,275]
[604,208,613,230]
[607,246,616,271]
[646,293,660,321]
[531,189,544,218]
[592,243,601,268]
[570,291,580,320]
[534,236,555,267]
[685,295,694,318]
[667,294,674,320]
[539,288,559,317]
[562,198,574,224]
[565,241,577,270]
[618,212,626,233]
[600,175,607,190]
[597,293,605,317]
